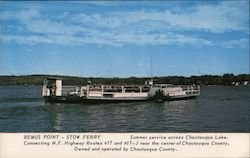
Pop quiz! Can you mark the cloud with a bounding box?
[1,34,54,45]
[0,1,248,47]
[25,19,85,35]
[0,31,215,47]
[160,1,248,33]
[222,39,249,49]
[3,9,40,22]
[74,13,122,28]
[72,1,249,33]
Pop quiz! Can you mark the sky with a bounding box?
[0,1,249,77]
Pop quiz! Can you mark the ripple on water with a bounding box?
[0,85,249,132]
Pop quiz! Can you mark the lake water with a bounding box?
[0,85,249,132]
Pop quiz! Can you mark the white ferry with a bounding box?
[42,78,200,103]
[42,77,150,103]
[149,84,200,101]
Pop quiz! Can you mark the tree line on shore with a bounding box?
[0,74,249,86]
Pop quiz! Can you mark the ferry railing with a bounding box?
[42,85,80,96]
[181,85,200,95]
[87,85,150,93]
[61,86,80,96]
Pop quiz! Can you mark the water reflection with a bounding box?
[45,103,63,131]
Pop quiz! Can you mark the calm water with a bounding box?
[0,85,249,132]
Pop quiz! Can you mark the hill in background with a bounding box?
[0,74,249,86]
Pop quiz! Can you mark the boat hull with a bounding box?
[44,94,198,104]
[44,96,148,104]
[44,96,84,103]
[152,92,199,101]
[166,94,198,101]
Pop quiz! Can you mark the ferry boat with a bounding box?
[149,84,200,101]
[42,78,200,103]
[42,77,150,103]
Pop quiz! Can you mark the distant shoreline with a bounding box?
[0,74,249,86]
